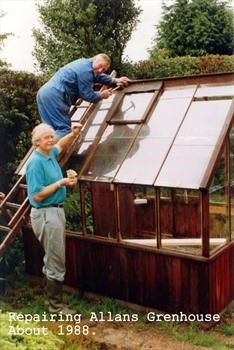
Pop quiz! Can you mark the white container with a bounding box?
[134,198,148,205]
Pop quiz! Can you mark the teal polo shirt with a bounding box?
[26,147,66,208]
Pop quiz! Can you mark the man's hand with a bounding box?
[115,76,129,86]
[56,122,82,153]
[100,88,112,99]
[60,177,77,187]
[72,122,82,136]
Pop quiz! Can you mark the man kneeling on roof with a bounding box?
[26,122,82,315]
[37,53,129,137]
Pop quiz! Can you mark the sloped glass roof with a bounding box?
[77,79,234,189]
[114,90,194,185]
[155,99,233,188]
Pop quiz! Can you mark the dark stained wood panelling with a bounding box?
[174,197,201,238]
[136,198,156,237]
[22,228,234,314]
[64,236,83,288]
[160,197,201,238]
[91,183,117,238]
[118,185,137,239]
[209,248,233,313]
[160,199,173,235]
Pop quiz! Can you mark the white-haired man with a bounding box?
[37,53,129,137]
[26,122,82,314]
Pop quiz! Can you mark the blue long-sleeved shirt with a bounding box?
[37,58,114,136]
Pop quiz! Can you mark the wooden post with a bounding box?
[225,139,231,242]
[111,183,119,240]
[171,188,176,237]
[155,188,161,248]
[201,189,210,257]
[116,185,122,242]
[80,182,87,236]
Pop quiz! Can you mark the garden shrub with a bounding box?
[130,54,234,79]
[0,313,63,350]
[0,69,44,191]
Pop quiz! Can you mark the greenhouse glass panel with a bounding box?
[114,138,172,185]
[161,189,202,256]
[81,96,116,141]
[195,84,234,98]
[114,96,193,184]
[84,125,102,141]
[67,141,93,175]
[120,185,158,243]
[155,145,214,189]
[155,99,233,189]
[77,141,93,156]
[160,86,197,99]
[71,107,87,121]
[101,124,141,138]
[81,125,140,181]
[230,126,234,240]
[110,92,154,123]
[209,150,229,253]
[175,100,233,145]
[70,96,117,173]
[145,98,192,137]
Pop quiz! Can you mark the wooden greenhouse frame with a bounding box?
[20,73,234,314]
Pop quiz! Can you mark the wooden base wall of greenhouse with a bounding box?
[22,227,234,315]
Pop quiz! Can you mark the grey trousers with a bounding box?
[30,207,66,282]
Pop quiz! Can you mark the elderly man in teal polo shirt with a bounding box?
[37,53,129,137]
[26,122,81,315]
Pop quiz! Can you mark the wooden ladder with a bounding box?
[0,175,30,256]
[0,72,117,257]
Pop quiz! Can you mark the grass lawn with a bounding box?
[0,278,233,350]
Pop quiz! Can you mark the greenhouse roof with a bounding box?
[76,74,234,189]
[15,73,234,189]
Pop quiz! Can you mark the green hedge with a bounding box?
[128,54,234,79]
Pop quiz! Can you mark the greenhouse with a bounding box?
[3,72,234,314]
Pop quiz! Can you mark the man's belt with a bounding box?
[33,203,64,209]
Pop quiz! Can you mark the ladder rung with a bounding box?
[6,202,21,209]
[19,184,27,189]
[0,176,23,209]
[0,225,10,233]
[0,204,30,256]
[0,229,17,256]
[8,199,29,228]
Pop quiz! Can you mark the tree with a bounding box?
[150,0,234,57]
[0,34,9,68]
[33,0,141,76]
[0,11,12,68]
[0,70,43,191]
